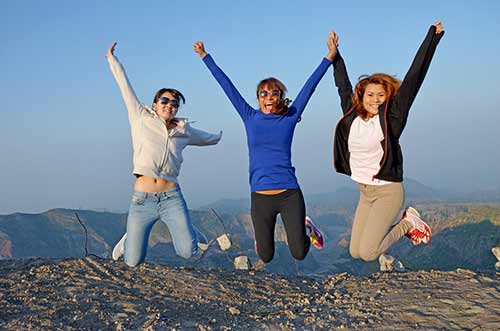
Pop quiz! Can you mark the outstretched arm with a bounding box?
[187,124,223,146]
[330,31,353,114]
[194,41,253,121]
[291,32,336,117]
[392,21,445,128]
[106,42,145,122]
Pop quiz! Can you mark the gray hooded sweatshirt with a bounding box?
[108,55,222,183]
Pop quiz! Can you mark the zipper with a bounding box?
[159,121,176,174]
[372,102,390,181]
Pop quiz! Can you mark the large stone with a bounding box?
[379,254,405,272]
[379,254,395,272]
[394,260,405,272]
[234,256,250,270]
[217,234,232,251]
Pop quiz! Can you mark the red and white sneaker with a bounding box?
[305,216,325,250]
[403,207,432,245]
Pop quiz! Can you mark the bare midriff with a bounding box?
[134,175,176,193]
[255,189,287,195]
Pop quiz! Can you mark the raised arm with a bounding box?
[106,42,146,122]
[187,124,223,146]
[290,32,336,117]
[392,22,445,126]
[329,31,353,114]
[194,41,253,121]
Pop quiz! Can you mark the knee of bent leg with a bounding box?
[260,253,274,263]
[124,248,145,267]
[173,237,195,260]
[124,256,141,267]
[290,247,307,261]
[349,244,360,260]
[358,246,379,262]
[259,250,274,263]
[176,244,194,260]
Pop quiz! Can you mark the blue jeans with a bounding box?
[124,186,198,267]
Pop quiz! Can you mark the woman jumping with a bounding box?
[331,22,444,267]
[106,42,222,267]
[194,33,337,263]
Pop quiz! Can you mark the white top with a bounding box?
[348,115,392,186]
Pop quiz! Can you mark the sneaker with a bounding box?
[403,206,432,245]
[193,225,210,252]
[305,216,325,250]
[112,233,126,260]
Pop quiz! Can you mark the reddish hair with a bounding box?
[256,77,291,115]
[352,73,401,119]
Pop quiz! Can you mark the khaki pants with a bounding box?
[350,182,411,261]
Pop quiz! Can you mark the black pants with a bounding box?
[251,188,310,263]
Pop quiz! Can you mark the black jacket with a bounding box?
[332,26,444,182]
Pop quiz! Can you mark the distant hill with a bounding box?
[1,200,499,275]
[200,177,445,216]
[1,177,499,274]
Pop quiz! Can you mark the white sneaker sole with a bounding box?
[112,234,126,260]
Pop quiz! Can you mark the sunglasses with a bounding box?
[258,89,281,98]
[158,97,180,108]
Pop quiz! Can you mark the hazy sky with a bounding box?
[1,0,499,214]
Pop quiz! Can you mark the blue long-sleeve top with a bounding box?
[202,54,332,192]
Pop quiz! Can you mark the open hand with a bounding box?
[326,31,339,61]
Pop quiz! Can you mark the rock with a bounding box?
[456,268,476,276]
[252,259,265,271]
[394,260,405,272]
[379,254,394,272]
[228,307,240,315]
[217,234,232,251]
[495,261,500,271]
[284,310,296,319]
[234,256,250,270]
[114,313,128,319]
[439,299,455,305]
[379,254,405,272]
[197,242,210,251]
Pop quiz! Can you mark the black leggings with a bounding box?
[251,188,310,263]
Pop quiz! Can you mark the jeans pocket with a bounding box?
[131,191,147,205]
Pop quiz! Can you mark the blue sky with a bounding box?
[1,0,499,214]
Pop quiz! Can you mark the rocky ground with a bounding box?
[0,257,499,331]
